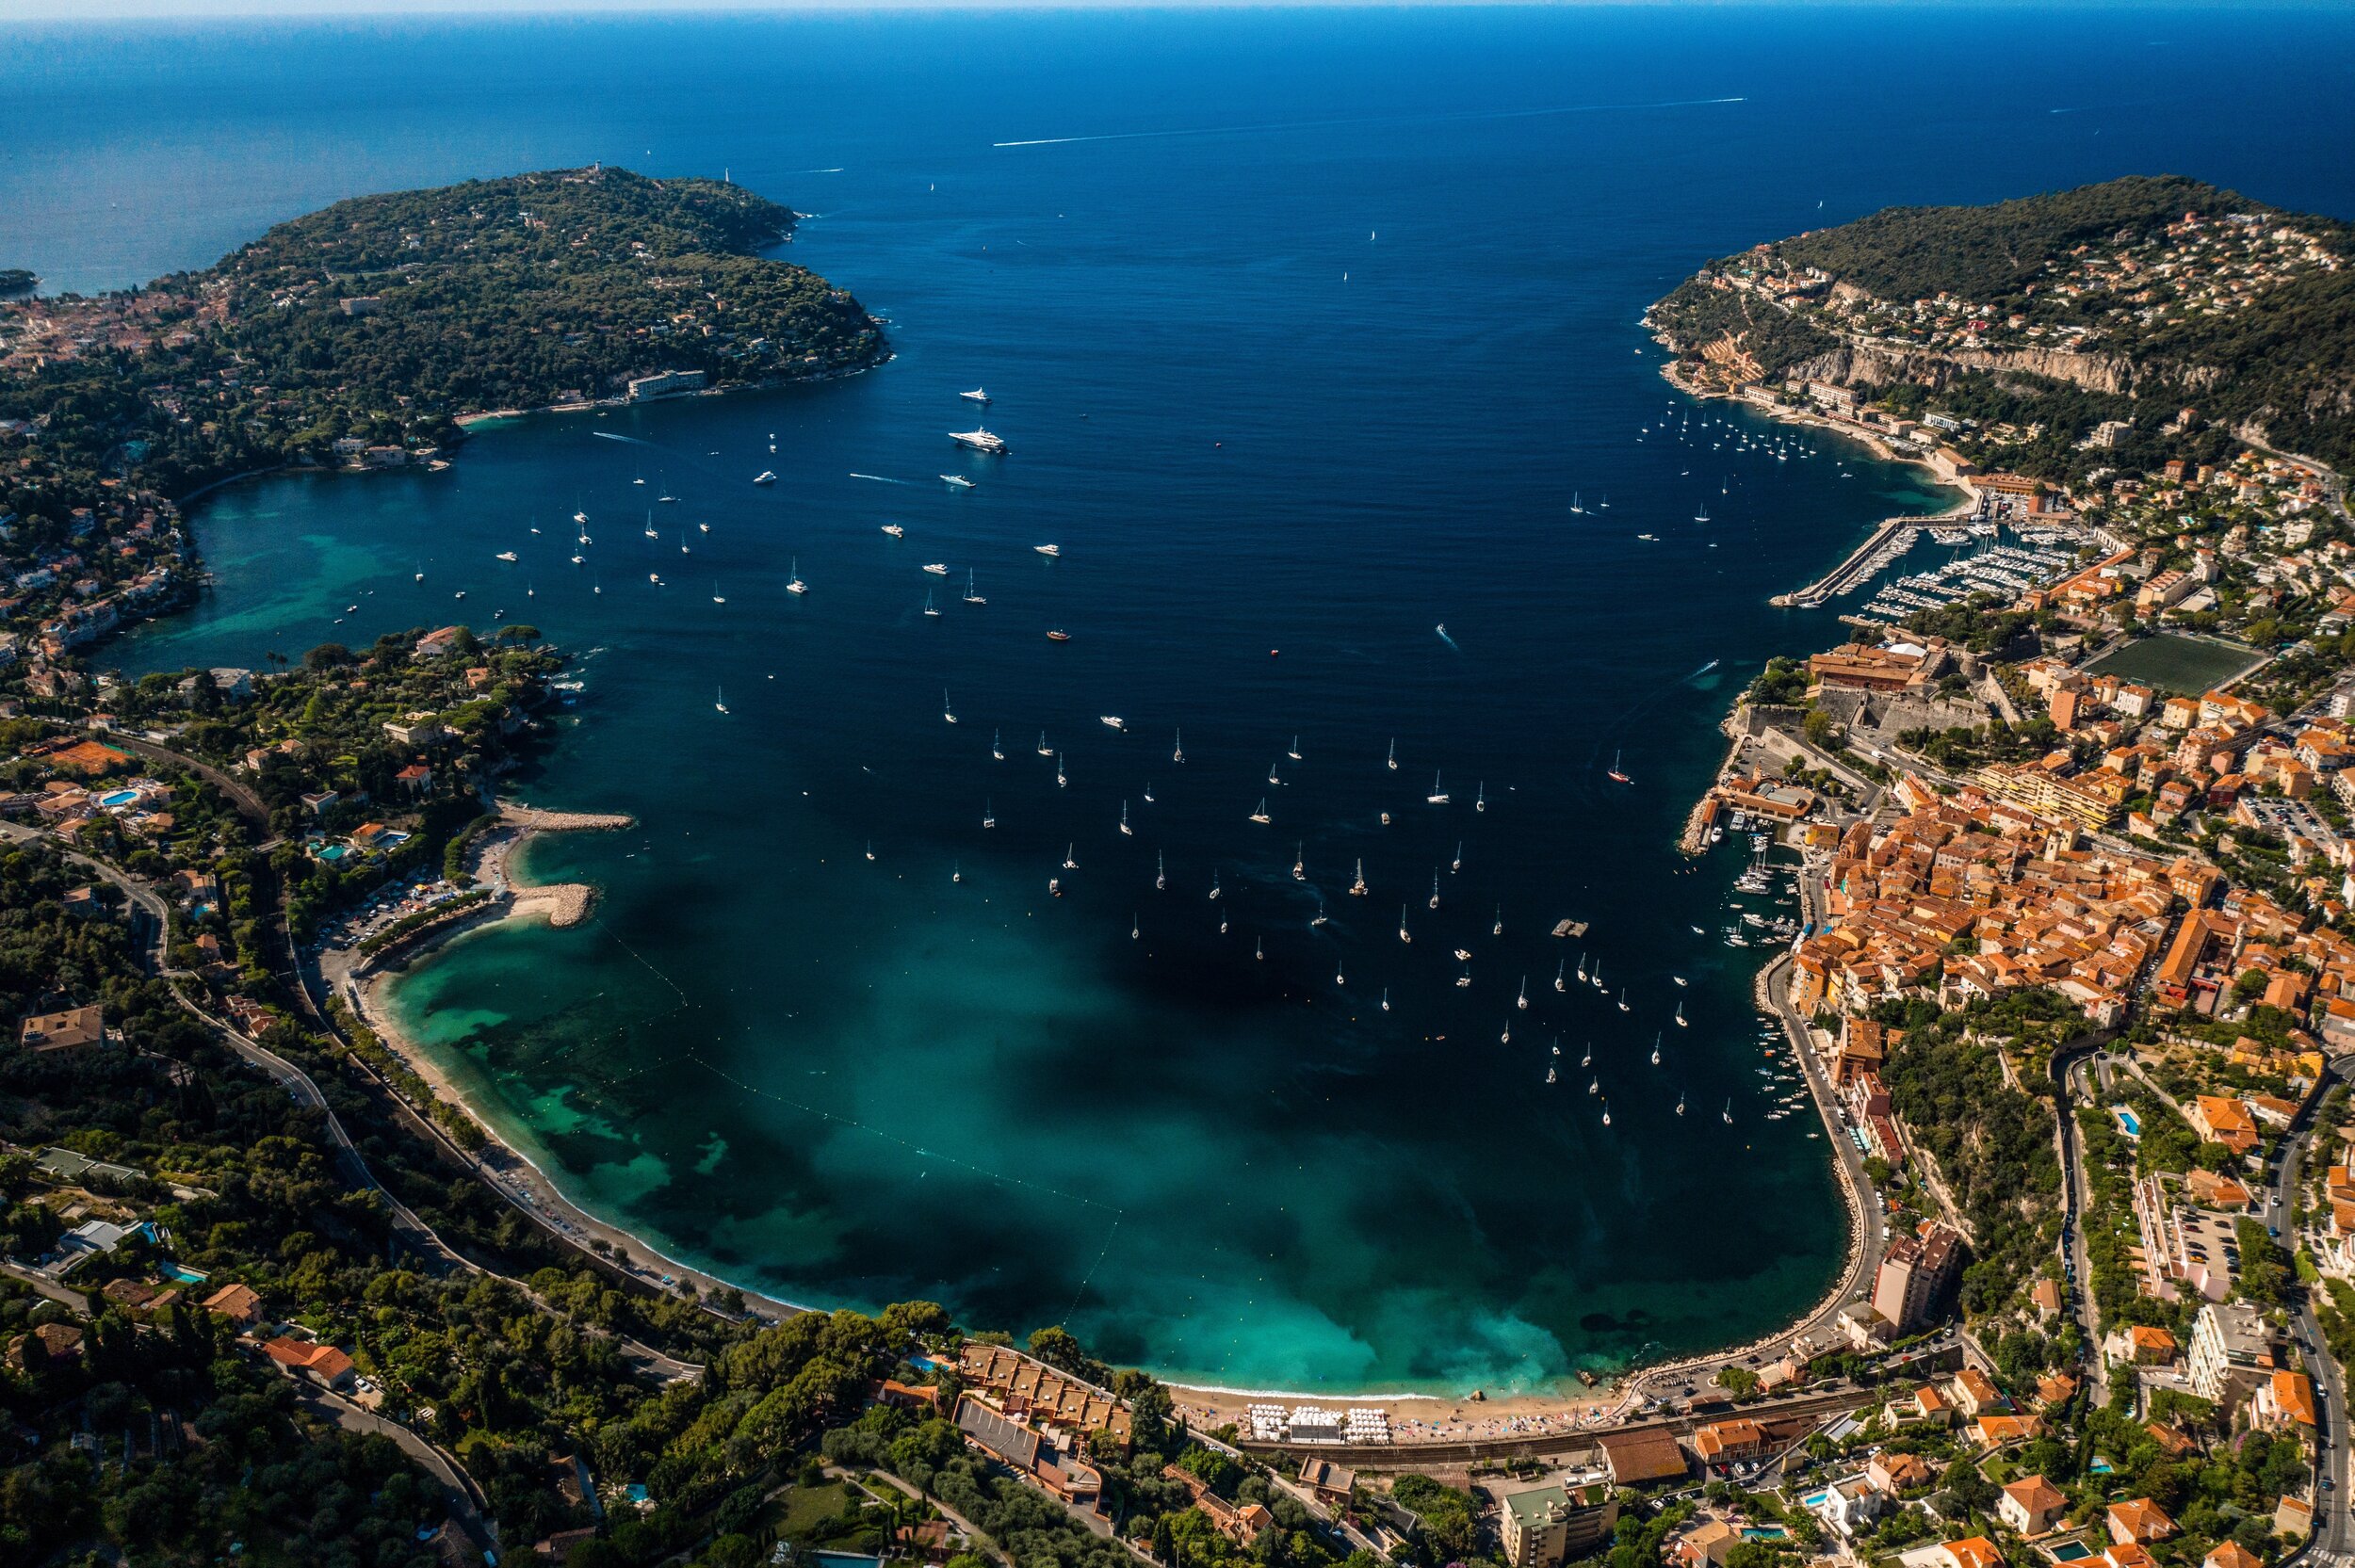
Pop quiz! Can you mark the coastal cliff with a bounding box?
[1646,174,2355,478]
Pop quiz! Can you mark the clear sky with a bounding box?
[0,0,2315,20]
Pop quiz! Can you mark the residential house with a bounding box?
[1998,1476,2067,1537]
[2106,1499,2178,1547]
[261,1335,356,1391]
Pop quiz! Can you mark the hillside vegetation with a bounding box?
[1,166,885,502]
[1648,175,2355,475]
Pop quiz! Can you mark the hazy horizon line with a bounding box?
[5,0,2345,23]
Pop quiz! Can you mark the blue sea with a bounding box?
[14,6,2354,1394]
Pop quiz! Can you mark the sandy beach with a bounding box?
[1173,1382,1632,1447]
[328,800,1826,1432]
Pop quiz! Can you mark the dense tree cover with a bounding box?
[1648,176,2355,471]
[1872,990,2073,1314]
[1775,177,2269,304]
[1644,278,1838,380]
[1,167,885,509]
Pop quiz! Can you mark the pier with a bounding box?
[1772,516,1920,608]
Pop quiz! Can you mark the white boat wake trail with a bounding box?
[850,473,910,485]
[994,93,1746,149]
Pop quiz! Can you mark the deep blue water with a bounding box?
[13,7,2354,1393]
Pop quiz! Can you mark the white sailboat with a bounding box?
[787,558,807,594]
[1500,1019,1511,1045]
[1674,999,1687,1027]
[1427,770,1449,804]
[712,582,725,605]
[962,569,985,606]
[1554,959,1566,993]
[1381,987,1390,1012]
[1651,1033,1662,1066]
[714,687,728,715]
[1492,905,1503,937]
[1386,737,1398,771]
[1291,843,1306,881]
[1063,843,1079,870]
[1288,735,1302,761]
[1056,752,1067,787]
[1249,798,1271,825]
[1156,851,1166,890]
[983,800,997,829]
[991,729,1004,759]
[923,590,939,617]
[1309,891,1328,928]
[1119,801,1133,837]
[1517,977,1529,1010]
[1173,729,1185,764]
[1037,731,1052,756]
[1209,870,1222,901]
[1453,841,1464,874]
[1398,905,1411,944]
[1616,987,1628,1013]
[1474,782,1486,813]
[942,688,957,724]
[1350,859,1367,896]
[1428,872,1440,911]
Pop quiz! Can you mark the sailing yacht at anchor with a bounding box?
[1427,770,1449,804]
[1249,798,1272,825]
[1349,859,1367,896]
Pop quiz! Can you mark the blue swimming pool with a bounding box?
[2051,1542,2094,1560]
[1742,1528,1788,1541]
[2112,1107,2142,1138]
[1801,1493,1829,1508]
[100,789,140,808]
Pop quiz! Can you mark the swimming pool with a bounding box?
[100,789,140,808]
[2112,1107,2142,1138]
[1801,1493,1829,1508]
[1742,1528,1789,1541]
[2050,1543,2094,1560]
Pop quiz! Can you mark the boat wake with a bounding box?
[993,93,1747,149]
[850,473,909,485]
[1435,623,1460,653]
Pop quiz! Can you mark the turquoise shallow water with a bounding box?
[47,6,2355,1392]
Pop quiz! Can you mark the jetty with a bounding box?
[1772,515,1920,608]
